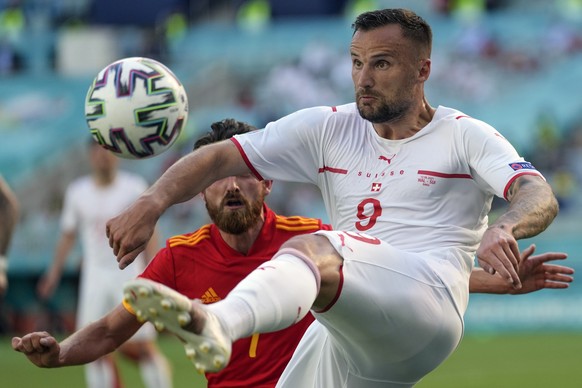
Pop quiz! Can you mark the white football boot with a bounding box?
[123,278,231,373]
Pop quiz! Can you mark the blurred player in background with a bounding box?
[0,175,19,295]
[36,140,171,388]
[103,8,563,388]
[13,120,573,388]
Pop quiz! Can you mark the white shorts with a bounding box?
[77,267,156,342]
[277,231,466,388]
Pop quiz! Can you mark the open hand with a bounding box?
[512,244,573,294]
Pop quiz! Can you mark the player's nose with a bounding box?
[223,176,240,191]
[355,64,376,89]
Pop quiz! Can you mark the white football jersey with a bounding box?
[233,103,544,276]
[61,170,157,339]
[233,103,546,387]
[61,170,148,276]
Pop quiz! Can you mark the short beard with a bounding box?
[206,193,264,234]
[357,98,410,123]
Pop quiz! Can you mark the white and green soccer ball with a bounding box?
[85,57,188,159]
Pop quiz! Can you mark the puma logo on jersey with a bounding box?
[378,154,396,164]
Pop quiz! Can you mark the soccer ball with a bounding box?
[85,57,188,159]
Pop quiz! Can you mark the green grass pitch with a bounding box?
[2,332,582,387]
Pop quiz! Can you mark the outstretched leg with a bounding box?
[122,233,342,373]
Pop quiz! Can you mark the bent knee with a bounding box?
[281,234,340,260]
[281,234,343,310]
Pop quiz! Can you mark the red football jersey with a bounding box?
[140,205,331,388]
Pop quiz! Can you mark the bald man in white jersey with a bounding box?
[74,8,561,388]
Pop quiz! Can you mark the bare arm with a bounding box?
[37,231,76,300]
[491,175,558,239]
[476,175,559,289]
[0,176,19,294]
[107,139,248,269]
[11,304,142,367]
[470,244,572,294]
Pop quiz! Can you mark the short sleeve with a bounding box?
[232,106,332,184]
[463,119,544,199]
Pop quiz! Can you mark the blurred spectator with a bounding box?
[451,0,487,21]
[563,119,582,185]
[163,9,188,43]
[543,19,582,59]
[430,52,496,102]
[550,169,577,211]
[256,41,343,120]
[434,0,508,16]
[454,22,501,60]
[528,112,562,172]
[236,0,271,31]
[0,0,25,75]
[0,0,25,44]
[344,0,379,21]
[555,0,582,21]
[0,37,23,75]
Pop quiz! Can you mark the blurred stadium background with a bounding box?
[1,0,582,386]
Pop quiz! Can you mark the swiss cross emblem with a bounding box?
[371,182,382,192]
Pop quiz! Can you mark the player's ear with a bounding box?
[419,58,431,81]
[263,180,273,195]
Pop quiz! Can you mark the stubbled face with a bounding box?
[203,174,270,234]
[351,24,427,123]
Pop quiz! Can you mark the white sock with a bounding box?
[85,357,117,388]
[139,353,173,388]
[206,248,320,341]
